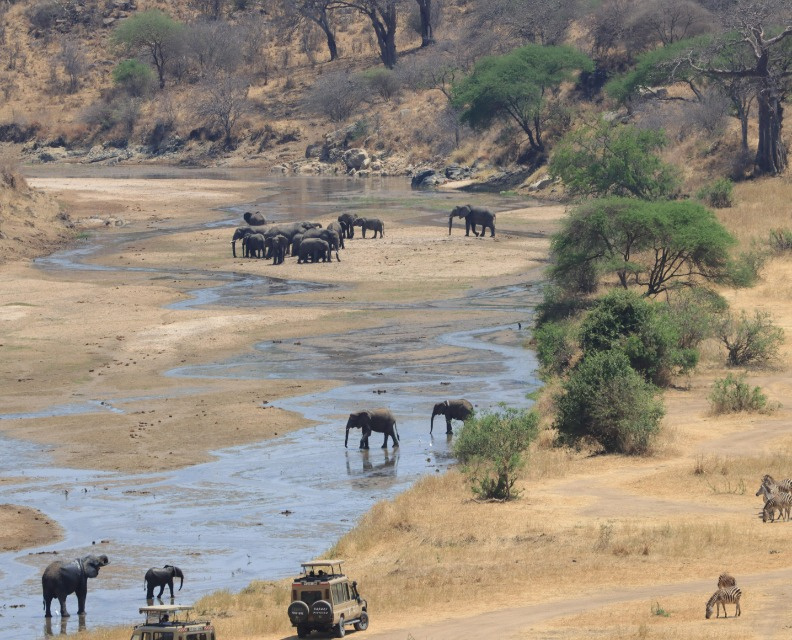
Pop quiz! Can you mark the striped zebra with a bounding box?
[706,586,742,619]
[763,474,792,492]
[717,573,736,589]
[757,481,792,521]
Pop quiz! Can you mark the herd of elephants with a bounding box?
[40,203,496,620]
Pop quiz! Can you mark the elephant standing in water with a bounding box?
[144,565,184,599]
[449,205,495,237]
[345,409,399,449]
[42,554,109,617]
[431,399,474,434]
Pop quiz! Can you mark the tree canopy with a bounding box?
[550,197,736,296]
[452,44,592,154]
[112,10,184,89]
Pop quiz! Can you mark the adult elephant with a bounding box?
[298,238,331,263]
[431,399,474,434]
[337,213,358,239]
[449,205,496,237]
[231,226,256,257]
[326,221,346,249]
[144,565,184,599]
[345,408,399,449]
[42,554,109,617]
[266,222,322,257]
[302,227,342,260]
[243,233,266,258]
[265,234,288,265]
[353,217,384,238]
[243,211,267,226]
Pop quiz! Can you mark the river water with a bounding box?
[0,172,542,638]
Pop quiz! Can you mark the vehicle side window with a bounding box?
[152,633,174,640]
[344,583,351,601]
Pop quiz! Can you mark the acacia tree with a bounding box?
[452,44,592,156]
[112,10,184,89]
[283,0,339,61]
[329,0,401,68]
[550,197,736,296]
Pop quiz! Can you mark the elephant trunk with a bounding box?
[231,240,237,258]
[431,410,437,434]
[448,215,453,235]
[175,568,184,591]
[345,424,350,448]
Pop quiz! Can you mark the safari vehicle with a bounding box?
[129,604,215,640]
[287,560,368,638]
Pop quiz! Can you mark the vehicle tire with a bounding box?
[354,611,369,631]
[297,624,310,638]
[334,615,346,638]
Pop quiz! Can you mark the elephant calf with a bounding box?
[345,408,399,449]
[431,399,474,434]
[42,554,109,617]
[353,217,384,238]
[144,564,184,599]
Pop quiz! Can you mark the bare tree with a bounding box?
[304,69,365,121]
[283,0,340,61]
[474,0,579,49]
[57,37,85,94]
[190,0,227,20]
[328,0,402,68]
[627,0,714,46]
[195,72,251,147]
[183,20,243,78]
[414,0,434,47]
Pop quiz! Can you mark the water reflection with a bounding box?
[345,449,399,478]
[44,615,85,637]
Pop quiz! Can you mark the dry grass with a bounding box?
[718,178,792,250]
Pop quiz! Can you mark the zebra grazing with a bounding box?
[763,474,792,492]
[757,481,792,522]
[717,573,736,589]
[706,587,742,619]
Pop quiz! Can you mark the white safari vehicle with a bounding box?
[129,604,216,640]
[287,560,369,638]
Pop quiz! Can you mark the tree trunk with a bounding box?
[310,9,338,61]
[754,85,786,175]
[416,0,433,47]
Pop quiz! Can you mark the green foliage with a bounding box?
[709,374,769,414]
[534,284,592,326]
[555,350,665,455]
[549,197,736,296]
[768,228,792,254]
[533,320,577,377]
[452,44,593,152]
[718,310,784,367]
[579,290,698,385]
[651,602,671,618]
[362,68,400,101]
[112,59,155,97]
[112,10,183,89]
[453,407,539,500]
[727,247,767,288]
[549,121,680,199]
[665,288,728,350]
[696,178,734,208]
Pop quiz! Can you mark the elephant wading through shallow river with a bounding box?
[42,554,109,617]
[144,565,184,599]
[431,399,474,434]
[345,409,399,449]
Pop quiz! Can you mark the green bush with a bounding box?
[718,310,784,367]
[709,374,769,414]
[112,59,155,97]
[696,178,734,208]
[768,228,792,253]
[534,284,591,326]
[453,408,539,500]
[533,320,577,377]
[666,288,728,350]
[555,349,665,455]
[727,247,767,288]
[579,290,698,386]
[362,68,401,101]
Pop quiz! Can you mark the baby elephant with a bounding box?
[345,408,399,449]
[144,564,184,599]
[42,554,109,617]
[353,217,384,238]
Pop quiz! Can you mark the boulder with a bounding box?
[305,143,323,159]
[343,148,370,171]
[527,176,554,192]
[411,168,446,189]
[444,165,472,181]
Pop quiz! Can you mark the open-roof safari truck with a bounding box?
[287,560,369,637]
[129,604,216,640]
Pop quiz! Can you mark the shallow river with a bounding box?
[0,172,541,638]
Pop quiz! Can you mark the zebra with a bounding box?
[717,573,736,589]
[706,586,742,619]
[757,481,792,521]
[762,474,792,492]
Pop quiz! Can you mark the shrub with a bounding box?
[666,288,728,350]
[696,177,734,208]
[727,247,767,288]
[534,284,591,327]
[768,228,792,253]
[709,374,769,414]
[304,71,365,122]
[555,349,665,455]
[719,310,784,367]
[533,320,577,377]
[579,289,698,386]
[112,59,155,97]
[453,407,539,500]
[362,68,401,101]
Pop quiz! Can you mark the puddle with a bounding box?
[0,173,541,637]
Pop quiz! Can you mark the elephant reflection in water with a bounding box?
[45,614,86,636]
[345,449,399,477]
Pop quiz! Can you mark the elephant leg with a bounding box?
[146,585,154,599]
[446,416,453,435]
[392,428,399,447]
[44,596,53,618]
[157,584,165,598]
[76,591,87,615]
[59,595,70,617]
[168,583,175,598]
[360,427,371,449]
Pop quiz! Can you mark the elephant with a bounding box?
[302,227,342,260]
[265,222,322,257]
[326,221,346,249]
[265,233,288,265]
[243,211,267,226]
[42,554,109,617]
[144,565,184,599]
[431,399,474,434]
[345,408,399,449]
[231,226,257,257]
[353,217,384,238]
[337,213,358,239]
[242,233,266,258]
[449,205,496,237]
[298,238,332,263]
